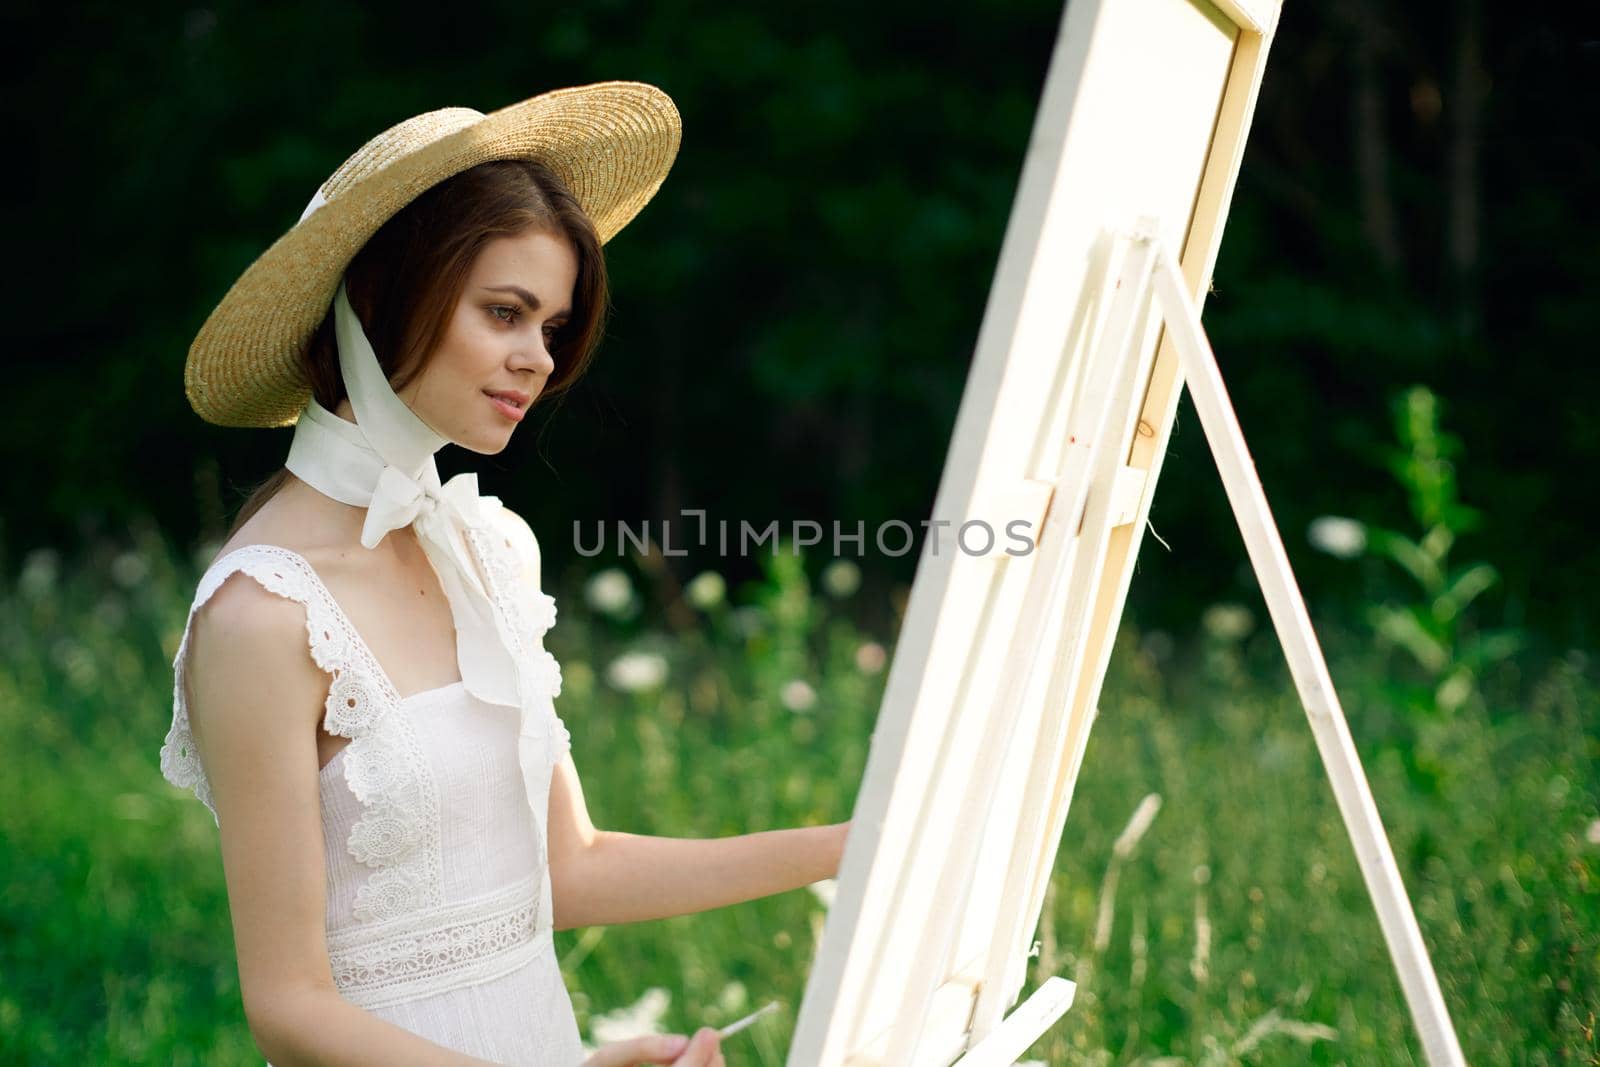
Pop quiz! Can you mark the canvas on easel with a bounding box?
[787,1,1465,1064]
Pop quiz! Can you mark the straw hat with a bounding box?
[185,80,682,429]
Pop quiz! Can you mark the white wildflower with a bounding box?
[110,549,149,589]
[1307,515,1367,559]
[821,559,861,598]
[1586,820,1600,846]
[1141,629,1175,663]
[1201,602,1254,641]
[18,547,60,598]
[94,595,127,629]
[730,606,766,638]
[781,678,817,713]
[585,567,636,618]
[606,651,668,693]
[715,980,748,1016]
[684,570,726,611]
[807,878,837,910]
[854,641,887,674]
[590,986,671,1044]
[52,637,97,688]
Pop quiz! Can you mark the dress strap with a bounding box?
[159,544,384,820]
[160,545,405,817]
[158,544,447,923]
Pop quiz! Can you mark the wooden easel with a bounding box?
[927,218,1465,1065]
[788,3,1467,1064]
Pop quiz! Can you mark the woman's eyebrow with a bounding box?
[484,284,571,318]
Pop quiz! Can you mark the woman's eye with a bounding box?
[490,305,519,324]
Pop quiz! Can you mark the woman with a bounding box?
[158,82,850,1066]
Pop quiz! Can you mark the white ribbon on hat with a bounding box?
[284,277,525,712]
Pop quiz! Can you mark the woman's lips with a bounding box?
[485,391,526,422]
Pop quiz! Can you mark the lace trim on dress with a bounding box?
[158,544,445,922]
[326,871,551,1011]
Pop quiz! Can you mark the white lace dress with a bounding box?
[159,503,586,1066]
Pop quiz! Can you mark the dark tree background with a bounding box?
[4,0,1596,643]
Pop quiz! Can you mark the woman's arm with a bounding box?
[187,574,501,1066]
[506,506,849,927]
[546,752,849,929]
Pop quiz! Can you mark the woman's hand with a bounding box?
[582,1026,725,1066]
[830,819,852,877]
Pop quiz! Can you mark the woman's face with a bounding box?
[394,227,579,454]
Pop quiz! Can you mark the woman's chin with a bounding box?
[457,427,515,456]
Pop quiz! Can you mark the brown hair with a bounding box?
[221,158,609,541]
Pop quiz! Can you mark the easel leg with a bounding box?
[1148,243,1467,1067]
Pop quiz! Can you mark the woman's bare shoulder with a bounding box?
[190,488,352,689]
[209,481,361,573]
[201,483,425,651]
[184,566,330,762]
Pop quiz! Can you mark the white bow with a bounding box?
[362,465,484,554]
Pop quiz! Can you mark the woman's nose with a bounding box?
[512,343,556,376]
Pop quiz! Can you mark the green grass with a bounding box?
[1,528,1595,1065]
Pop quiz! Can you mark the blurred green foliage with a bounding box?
[1,519,1597,1064]
[4,1,1597,644]
[1304,385,1528,794]
[1361,388,1524,710]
